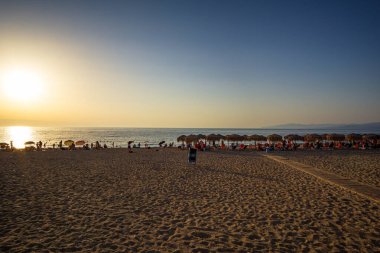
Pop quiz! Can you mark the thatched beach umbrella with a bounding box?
[362,134,380,141]
[197,134,206,141]
[226,134,243,142]
[304,134,322,142]
[0,142,9,149]
[216,134,225,140]
[207,134,225,142]
[24,141,35,150]
[284,134,304,141]
[249,134,267,142]
[177,135,186,143]
[206,134,218,141]
[236,135,245,142]
[326,134,345,141]
[75,140,86,145]
[321,134,330,141]
[224,135,234,142]
[64,140,74,146]
[345,133,362,141]
[185,134,198,144]
[267,134,283,142]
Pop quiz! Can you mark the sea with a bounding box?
[1,126,379,149]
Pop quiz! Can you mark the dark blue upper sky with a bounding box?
[1,0,379,127]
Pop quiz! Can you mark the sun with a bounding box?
[2,68,45,101]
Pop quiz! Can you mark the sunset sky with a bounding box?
[1,0,379,128]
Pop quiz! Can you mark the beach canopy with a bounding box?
[177,135,186,142]
[216,134,225,140]
[284,134,304,141]
[345,133,362,141]
[326,134,345,141]
[267,134,283,142]
[197,134,206,140]
[0,142,9,148]
[185,134,198,144]
[24,141,35,145]
[321,134,329,141]
[362,134,380,141]
[64,140,74,146]
[206,134,217,141]
[206,134,221,141]
[249,134,267,142]
[75,140,86,145]
[304,134,322,142]
[225,134,243,142]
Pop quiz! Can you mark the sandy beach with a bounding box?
[1,149,380,252]
[276,150,380,188]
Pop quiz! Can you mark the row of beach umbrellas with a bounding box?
[23,140,86,146]
[177,133,380,143]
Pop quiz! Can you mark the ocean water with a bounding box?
[0,126,379,149]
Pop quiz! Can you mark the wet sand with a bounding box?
[1,149,379,252]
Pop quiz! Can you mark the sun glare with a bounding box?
[2,68,44,101]
[5,126,33,149]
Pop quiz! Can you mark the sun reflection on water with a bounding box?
[5,126,33,149]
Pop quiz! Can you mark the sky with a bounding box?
[0,0,379,128]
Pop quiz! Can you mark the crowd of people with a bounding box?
[1,137,379,152]
[179,138,379,152]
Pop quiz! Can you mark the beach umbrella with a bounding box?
[75,140,86,145]
[345,133,362,141]
[128,141,134,145]
[177,135,186,143]
[206,134,218,141]
[226,134,243,142]
[185,134,198,144]
[326,134,345,141]
[321,134,329,141]
[242,135,250,142]
[249,134,267,142]
[216,134,225,140]
[24,141,35,145]
[237,135,245,142]
[267,134,283,142]
[362,134,380,141]
[159,141,165,146]
[197,134,206,140]
[64,140,74,146]
[304,134,322,142]
[284,134,304,141]
[0,142,9,149]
